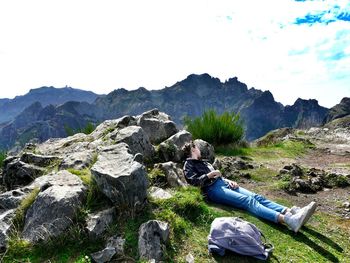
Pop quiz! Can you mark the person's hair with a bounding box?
[182,141,196,158]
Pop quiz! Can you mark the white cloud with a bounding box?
[0,0,349,108]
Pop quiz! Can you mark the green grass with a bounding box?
[3,186,350,262]
[246,167,279,182]
[67,168,92,186]
[215,140,314,160]
[13,187,40,230]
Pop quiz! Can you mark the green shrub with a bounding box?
[184,109,244,146]
[64,122,96,137]
[0,150,6,168]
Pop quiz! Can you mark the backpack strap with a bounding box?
[260,232,274,254]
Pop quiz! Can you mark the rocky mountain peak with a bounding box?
[323,97,350,124]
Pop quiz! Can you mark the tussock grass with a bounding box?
[184,109,244,146]
[13,187,40,230]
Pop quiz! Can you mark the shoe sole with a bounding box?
[302,202,317,226]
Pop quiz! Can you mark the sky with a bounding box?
[0,0,349,108]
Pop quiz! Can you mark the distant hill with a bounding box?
[0,101,97,150]
[0,86,99,124]
[94,74,329,140]
[323,97,350,124]
[0,74,336,150]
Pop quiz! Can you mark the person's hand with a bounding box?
[226,179,239,189]
[207,170,222,179]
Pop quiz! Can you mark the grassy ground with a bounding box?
[6,186,348,262]
[2,140,350,262]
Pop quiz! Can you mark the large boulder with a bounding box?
[108,126,154,160]
[91,143,148,213]
[154,162,187,188]
[22,170,87,243]
[136,109,178,144]
[138,220,170,262]
[157,130,192,162]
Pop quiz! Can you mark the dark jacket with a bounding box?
[183,158,218,191]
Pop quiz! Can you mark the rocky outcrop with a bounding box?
[277,164,350,193]
[323,97,350,124]
[0,109,214,253]
[91,143,148,212]
[215,157,255,180]
[138,220,170,262]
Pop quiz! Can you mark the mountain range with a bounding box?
[0,74,349,151]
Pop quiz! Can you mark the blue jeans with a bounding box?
[206,178,286,223]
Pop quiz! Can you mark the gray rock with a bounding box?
[106,235,125,255]
[91,115,137,140]
[186,253,195,263]
[343,202,350,208]
[154,162,187,188]
[194,139,215,163]
[158,130,192,162]
[36,133,90,155]
[91,143,148,212]
[20,153,61,167]
[86,207,117,240]
[109,126,154,160]
[59,150,96,170]
[0,209,16,250]
[138,220,169,262]
[149,187,173,200]
[22,170,87,243]
[136,109,178,144]
[2,157,47,190]
[0,188,33,209]
[90,235,125,263]
[91,247,116,263]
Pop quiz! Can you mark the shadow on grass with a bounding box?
[208,202,341,263]
[302,226,343,253]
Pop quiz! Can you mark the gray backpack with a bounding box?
[208,217,274,260]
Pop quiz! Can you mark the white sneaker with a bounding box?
[300,201,317,226]
[290,206,301,215]
[284,202,317,232]
[284,211,307,233]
